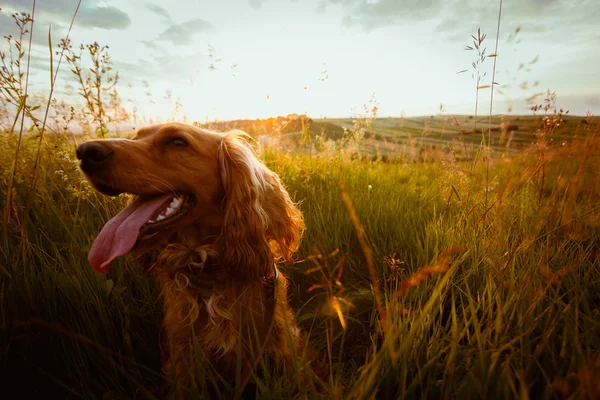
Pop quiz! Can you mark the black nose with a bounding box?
[76,142,113,172]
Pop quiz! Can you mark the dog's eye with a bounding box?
[167,138,188,148]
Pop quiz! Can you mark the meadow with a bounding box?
[1,7,600,400]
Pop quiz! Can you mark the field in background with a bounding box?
[203,114,597,159]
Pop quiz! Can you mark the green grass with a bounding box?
[1,121,599,398]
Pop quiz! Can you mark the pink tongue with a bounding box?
[88,195,172,273]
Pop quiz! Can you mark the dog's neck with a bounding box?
[173,224,222,248]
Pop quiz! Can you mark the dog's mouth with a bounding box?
[87,193,195,274]
[138,195,194,239]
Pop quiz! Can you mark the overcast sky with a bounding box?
[1,0,598,121]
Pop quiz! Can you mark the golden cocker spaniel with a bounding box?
[76,123,314,397]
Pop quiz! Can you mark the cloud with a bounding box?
[0,9,67,50]
[140,39,166,53]
[112,59,163,81]
[146,4,172,22]
[74,6,131,30]
[0,0,131,30]
[318,0,442,31]
[156,19,215,46]
[319,0,600,40]
[0,11,14,35]
[23,54,59,76]
[107,51,210,91]
[248,0,267,9]
[438,0,600,42]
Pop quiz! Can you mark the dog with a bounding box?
[76,123,315,398]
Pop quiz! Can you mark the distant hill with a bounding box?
[196,114,597,156]
[198,114,310,136]
[197,114,346,141]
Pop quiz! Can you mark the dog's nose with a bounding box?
[76,142,113,172]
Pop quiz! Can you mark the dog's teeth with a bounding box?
[146,197,185,225]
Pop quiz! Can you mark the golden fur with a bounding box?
[79,123,313,397]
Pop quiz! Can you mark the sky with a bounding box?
[0,0,599,122]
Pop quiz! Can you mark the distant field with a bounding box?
[202,115,598,159]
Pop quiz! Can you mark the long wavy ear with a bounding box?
[217,131,304,280]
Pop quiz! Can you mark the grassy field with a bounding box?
[1,112,600,398]
[1,6,600,399]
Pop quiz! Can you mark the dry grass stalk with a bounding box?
[340,183,385,332]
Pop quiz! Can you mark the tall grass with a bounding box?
[1,2,600,399]
[3,125,599,398]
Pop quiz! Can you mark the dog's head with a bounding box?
[77,123,304,279]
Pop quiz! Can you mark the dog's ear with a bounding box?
[217,132,304,280]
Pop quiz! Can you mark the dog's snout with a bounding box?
[76,142,113,162]
[76,142,114,172]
